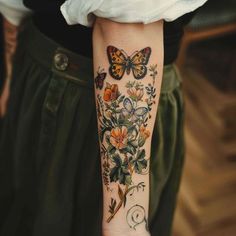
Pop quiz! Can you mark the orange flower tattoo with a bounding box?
[103,83,120,102]
[110,126,128,150]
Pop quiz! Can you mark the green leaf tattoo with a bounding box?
[97,47,158,227]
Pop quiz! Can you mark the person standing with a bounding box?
[0,0,207,235]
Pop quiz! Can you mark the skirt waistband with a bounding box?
[22,21,181,93]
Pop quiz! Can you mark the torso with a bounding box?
[23,0,195,65]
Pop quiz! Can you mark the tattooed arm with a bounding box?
[93,18,164,236]
[0,18,19,116]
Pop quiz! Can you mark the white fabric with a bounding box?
[61,0,208,27]
[0,0,31,26]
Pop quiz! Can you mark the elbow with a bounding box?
[93,17,147,40]
[94,17,163,40]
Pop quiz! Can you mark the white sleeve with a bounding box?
[61,0,208,27]
[0,0,31,26]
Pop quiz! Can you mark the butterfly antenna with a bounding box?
[121,49,129,57]
[98,66,105,73]
[130,50,139,58]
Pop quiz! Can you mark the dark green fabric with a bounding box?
[0,22,185,236]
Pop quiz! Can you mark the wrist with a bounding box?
[103,228,150,236]
[103,218,150,236]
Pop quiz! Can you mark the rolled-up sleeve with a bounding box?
[0,0,31,26]
[61,0,208,27]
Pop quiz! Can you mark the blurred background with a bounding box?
[172,0,236,235]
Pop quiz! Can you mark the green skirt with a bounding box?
[0,22,185,236]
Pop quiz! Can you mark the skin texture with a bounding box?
[93,18,164,236]
[0,18,19,117]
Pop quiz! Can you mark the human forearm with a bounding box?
[0,17,19,116]
[93,18,164,235]
[3,17,19,80]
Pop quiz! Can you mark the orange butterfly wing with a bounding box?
[132,64,147,80]
[131,47,152,80]
[107,46,127,80]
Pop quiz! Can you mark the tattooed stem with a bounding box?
[107,181,145,223]
[107,186,128,223]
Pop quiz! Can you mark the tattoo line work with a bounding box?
[95,45,158,229]
[107,46,152,80]
[96,62,158,225]
[126,205,148,230]
[95,67,107,90]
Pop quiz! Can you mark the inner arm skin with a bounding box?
[93,18,163,236]
[3,17,19,81]
[0,17,19,116]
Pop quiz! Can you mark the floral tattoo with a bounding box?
[96,55,158,227]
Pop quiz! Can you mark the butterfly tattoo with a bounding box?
[122,98,148,122]
[95,67,107,90]
[107,46,152,80]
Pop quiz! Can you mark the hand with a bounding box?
[0,78,10,117]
